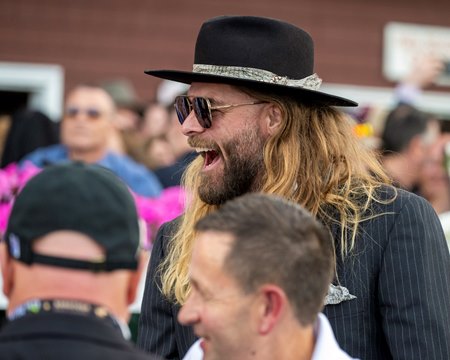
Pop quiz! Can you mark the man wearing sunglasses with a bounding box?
[137,16,450,360]
[22,84,162,197]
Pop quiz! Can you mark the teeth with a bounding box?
[195,147,213,153]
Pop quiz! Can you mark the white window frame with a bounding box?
[0,62,64,121]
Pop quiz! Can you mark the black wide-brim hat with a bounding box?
[145,16,357,107]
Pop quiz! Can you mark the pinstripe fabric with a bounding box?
[137,218,196,360]
[324,187,450,359]
[137,187,450,360]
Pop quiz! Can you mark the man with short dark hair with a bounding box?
[138,15,450,360]
[179,193,354,360]
[381,103,440,191]
[0,162,160,360]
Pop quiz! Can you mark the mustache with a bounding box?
[188,137,219,151]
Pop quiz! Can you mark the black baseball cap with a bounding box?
[5,162,140,272]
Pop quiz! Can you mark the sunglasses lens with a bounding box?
[65,107,102,119]
[65,107,79,118]
[174,96,191,125]
[86,109,101,119]
[193,97,212,128]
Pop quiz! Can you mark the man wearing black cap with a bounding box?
[0,162,160,360]
[138,16,450,360]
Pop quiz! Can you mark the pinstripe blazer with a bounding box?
[137,187,450,360]
[137,217,195,359]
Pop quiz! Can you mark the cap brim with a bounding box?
[145,69,357,107]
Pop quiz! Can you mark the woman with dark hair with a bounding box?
[1,109,59,168]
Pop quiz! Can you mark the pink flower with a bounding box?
[134,186,186,248]
[0,164,19,201]
[0,170,13,201]
[18,161,41,190]
[0,162,42,236]
[0,162,42,200]
[0,202,13,235]
[0,162,186,248]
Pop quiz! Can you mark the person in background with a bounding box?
[417,132,450,215]
[22,84,162,197]
[141,101,171,140]
[388,55,450,249]
[0,162,160,359]
[0,109,59,168]
[151,79,197,188]
[137,15,450,360]
[154,107,197,188]
[144,135,177,170]
[390,55,450,222]
[380,103,440,192]
[101,78,145,133]
[101,78,151,159]
[135,102,176,170]
[395,55,445,105]
[180,193,355,360]
[418,131,450,251]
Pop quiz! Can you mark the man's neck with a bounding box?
[7,298,131,339]
[280,326,314,360]
[68,148,107,164]
[252,323,314,360]
[8,293,128,325]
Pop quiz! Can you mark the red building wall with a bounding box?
[1,0,449,101]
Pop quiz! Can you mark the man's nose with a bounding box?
[177,295,200,326]
[181,111,206,137]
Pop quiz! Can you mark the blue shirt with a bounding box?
[22,144,162,197]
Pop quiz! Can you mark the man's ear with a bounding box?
[126,250,149,305]
[0,242,14,297]
[265,104,283,136]
[256,284,287,335]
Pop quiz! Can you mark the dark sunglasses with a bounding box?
[65,107,103,119]
[174,95,266,128]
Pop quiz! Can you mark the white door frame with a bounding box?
[0,62,64,121]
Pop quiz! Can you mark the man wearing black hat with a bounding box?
[137,16,450,360]
[0,162,160,360]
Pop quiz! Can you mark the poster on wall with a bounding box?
[383,22,450,86]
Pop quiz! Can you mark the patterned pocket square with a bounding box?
[324,284,356,305]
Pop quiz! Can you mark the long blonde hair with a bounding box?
[160,87,394,304]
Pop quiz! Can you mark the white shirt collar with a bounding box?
[182,313,357,360]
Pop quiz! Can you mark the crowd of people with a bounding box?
[0,14,449,360]
[0,79,195,194]
[375,56,450,247]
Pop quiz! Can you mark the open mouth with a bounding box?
[195,147,221,168]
